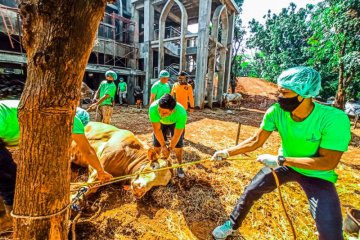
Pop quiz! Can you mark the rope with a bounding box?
[271,170,297,240]
[70,157,252,191]
[11,187,89,220]
[11,203,71,220]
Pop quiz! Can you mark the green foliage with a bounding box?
[232,0,359,102]
[245,3,315,82]
[231,10,246,78]
[307,0,360,102]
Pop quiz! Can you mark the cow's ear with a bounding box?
[147,148,158,162]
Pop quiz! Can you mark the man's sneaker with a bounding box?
[177,168,185,178]
[212,220,236,239]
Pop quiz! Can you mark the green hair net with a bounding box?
[105,70,118,80]
[76,107,90,126]
[277,67,321,98]
[159,70,170,78]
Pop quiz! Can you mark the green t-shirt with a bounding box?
[72,116,85,134]
[0,100,20,146]
[151,80,170,100]
[149,100,187,129]
[118,82,127,92]
[99,80,116,106]
[260,102,351,183]
[0,100,84,145]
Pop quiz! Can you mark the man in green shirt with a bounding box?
[117,77,127,105]
[150,70,171,104]
[149,94,187,178]
[211,67,351,240]
[88,70,117,124]
[0,100,112,230]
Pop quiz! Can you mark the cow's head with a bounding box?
[130,149,172,199]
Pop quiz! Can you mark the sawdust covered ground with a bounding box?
[72,101,360,240]
[3,78,359,240]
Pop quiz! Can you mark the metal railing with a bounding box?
[154,26,182,40]
[153,63,180,79]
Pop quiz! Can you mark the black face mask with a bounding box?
[107,80,113,83]
[277,95,304,112]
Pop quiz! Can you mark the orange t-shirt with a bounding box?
[171,83,194,110]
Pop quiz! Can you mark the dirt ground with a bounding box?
[2,78,359,240]
[70,78,359,240]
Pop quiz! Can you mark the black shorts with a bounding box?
[152,124,184,148]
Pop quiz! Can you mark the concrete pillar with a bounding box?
[128,8,140,105]
[158,0,175,71]
[158,0,188,72]
[206,40,217,108]
[217,8,229,101]
[118,0,123,42]
[217,48,227,101]
[194,0,212,108]
[207,5,228,108]
[223,13,235,95]
[143,0,154,106]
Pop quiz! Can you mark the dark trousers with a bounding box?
[0,144,16,205]
[230,166,343,240]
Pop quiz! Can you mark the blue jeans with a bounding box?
[0,143,16,205]
[230,166,343,240]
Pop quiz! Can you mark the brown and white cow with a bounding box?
[71,122,172,198]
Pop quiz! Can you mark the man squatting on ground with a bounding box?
[211,67,351,240]
[0,101,112,230]
[149,94,188,178]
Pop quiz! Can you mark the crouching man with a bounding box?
[149,94,187,178]
[0,101,112,230]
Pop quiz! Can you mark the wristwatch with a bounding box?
[277,155,286,166]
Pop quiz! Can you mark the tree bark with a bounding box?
[14,1,108,239]
[334,40,347,109]
[334,62,346,109]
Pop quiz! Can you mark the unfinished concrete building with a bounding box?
[0,0,239,107]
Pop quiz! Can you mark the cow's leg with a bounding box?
[86,169,100,195]
[70,168,98,208]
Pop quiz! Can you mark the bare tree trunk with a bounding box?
[334,40,347,109]
[334,63,346,109]
[14,1,108,239]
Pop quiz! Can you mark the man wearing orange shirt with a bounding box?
[171,71,195,112]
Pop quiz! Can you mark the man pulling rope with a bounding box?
[211,67,351,240]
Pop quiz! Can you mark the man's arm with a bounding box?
[149,93,156,105]
[284,148,343,171]
[88,94,110,111]
[171,85,176,97]
[72,134,112,182]
[169,128,184,149]
[93,88,100,102]
[188,85,195,109]
[227,128,272,156]
[151,122,166,147]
